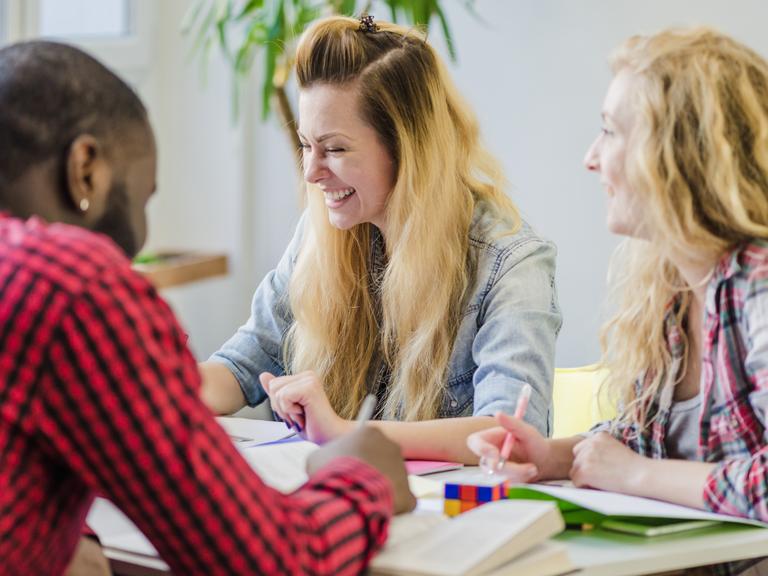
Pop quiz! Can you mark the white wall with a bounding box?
[144,0,768,367]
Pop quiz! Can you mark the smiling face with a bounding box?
[584,70,649,239]
[298,83,396,234]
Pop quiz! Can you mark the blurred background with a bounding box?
[2,0,767,368]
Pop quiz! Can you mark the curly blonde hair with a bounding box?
[601,28,768,431]
[285,16,519,421]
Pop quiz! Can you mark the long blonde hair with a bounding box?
[601,28,768,430]
[286,16,519,420]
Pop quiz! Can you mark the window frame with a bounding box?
[2,0,152,81]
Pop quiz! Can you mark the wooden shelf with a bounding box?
[133,252,228,289]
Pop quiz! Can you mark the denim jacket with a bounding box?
[211,201,561,435]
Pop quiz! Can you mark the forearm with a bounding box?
[625,458,715,509]
[198,361,246,415]
[50,361,391,574]
[369,417,496,463]
[539,436,582,480]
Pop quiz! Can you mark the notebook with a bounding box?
[507,483,768,536]
[215,417,296,447]
[370,499,568,576]
[482,541,572,576]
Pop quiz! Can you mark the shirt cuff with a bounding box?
[300,457,393,558]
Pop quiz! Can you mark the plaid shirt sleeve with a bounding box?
[704,266,768,520]
[37,265,392,575]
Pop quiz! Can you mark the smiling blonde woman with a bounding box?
[200,15,561,463]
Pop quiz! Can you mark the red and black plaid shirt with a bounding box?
[0,214,392,575]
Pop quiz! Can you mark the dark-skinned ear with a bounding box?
[65,134,113,220]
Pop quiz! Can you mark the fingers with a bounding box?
[496,411,537,438]
[499,461,539,483]
[466,427,507,459]
[259,372,275,394]
[261,372,329,436]
[569,434,601,488]
[262,372,304,431]
[260,372,295,428]
[468,413,539,459]
[569,461,592,488]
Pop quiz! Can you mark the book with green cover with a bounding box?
[506,483,768,537]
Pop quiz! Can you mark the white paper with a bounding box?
[215,417,296,447]
[371,500,562,576]
[238,440,319,493]
[523,483,768,527]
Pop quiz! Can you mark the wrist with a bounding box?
[540,437,578,480]
[625,454,654,497]
[335,417,355,438]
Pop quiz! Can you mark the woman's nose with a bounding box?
[584,138,600,172]
[303,151,329,183]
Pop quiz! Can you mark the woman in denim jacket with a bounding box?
[200,15,561,463]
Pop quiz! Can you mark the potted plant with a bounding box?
[183,0,477,159]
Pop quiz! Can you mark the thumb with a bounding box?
[259,372,276,395]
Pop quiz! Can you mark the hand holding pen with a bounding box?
[308,393,417,514]
[354,393,377,426]
[479,384,533,475]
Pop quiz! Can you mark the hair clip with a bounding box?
[359,14,379,33]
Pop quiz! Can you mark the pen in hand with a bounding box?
[480,384,532,475]
[355,394,377,428]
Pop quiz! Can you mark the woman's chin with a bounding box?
[326,213,359,231]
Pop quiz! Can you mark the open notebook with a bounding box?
[507,483,768,536]
[370,500,569,576]
[236,436,458,497]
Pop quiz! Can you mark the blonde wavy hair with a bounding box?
[285,16,519,421]
[600,28,768,431]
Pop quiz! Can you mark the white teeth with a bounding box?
[324,188,355,201]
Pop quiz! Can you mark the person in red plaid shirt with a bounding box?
[0,40,415,576]
[469,27,768,573]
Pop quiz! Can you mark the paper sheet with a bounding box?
[215,417,296,447]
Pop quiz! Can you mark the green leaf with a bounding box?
[237,0,265,19]
[433,1,456,61]
[292,6,317,36]
[261,44,278,119]
[260,0,286,119]
[388,1,398,22]
[189,2,217,59]
[339,0,357,15]
[180,0,207,35]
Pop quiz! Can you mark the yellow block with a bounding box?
[443,499,461,517]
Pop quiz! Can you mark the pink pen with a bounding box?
[480,384,532,475]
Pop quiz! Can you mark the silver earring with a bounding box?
[79,198,90,212]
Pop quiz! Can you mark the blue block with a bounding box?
[477,486,494,502]
[444,483,460,499]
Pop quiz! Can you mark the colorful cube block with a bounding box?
[443,477,510,517]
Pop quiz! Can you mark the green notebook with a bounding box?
[506,483,768,537]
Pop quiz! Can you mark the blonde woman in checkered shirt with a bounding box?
[470,27,768,528]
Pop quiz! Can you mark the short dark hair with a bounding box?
[0,40,148,191]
